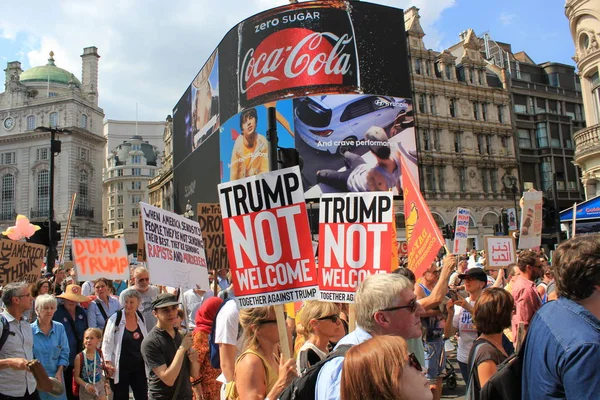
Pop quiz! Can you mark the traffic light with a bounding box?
[442,224,450,239]
[278,147,303,170]
[449,224,456,240]
[50,221,61,246]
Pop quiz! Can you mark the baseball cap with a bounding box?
[364,126,391,159]
[151,293,180,310]
[457,268,488,283]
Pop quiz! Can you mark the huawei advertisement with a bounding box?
[172,0,416,212]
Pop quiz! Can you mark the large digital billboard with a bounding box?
[172,0,415,211]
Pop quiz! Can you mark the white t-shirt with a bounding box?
[81,281,95,296]
[183,289,214,328]
[452,298,477,363]
[214,299,245,384]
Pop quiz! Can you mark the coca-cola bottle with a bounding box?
[236,0,362,112]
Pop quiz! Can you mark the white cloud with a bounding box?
[499,12,516,25]
[0,0,456,121]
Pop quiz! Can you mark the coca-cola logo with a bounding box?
[239,28,355,100]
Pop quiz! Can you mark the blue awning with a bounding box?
[560,195,600,222]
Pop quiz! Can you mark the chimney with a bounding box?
[4,61,23,89]
[81,46,100,105]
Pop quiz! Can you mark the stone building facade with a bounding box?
[566,0,600,199]
[0,48,105,259]
[148,116,174,213]
[404,7,518,249]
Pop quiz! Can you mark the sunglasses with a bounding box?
[379,298,418,314]
[408,353,423,372]
[317,314,340,323]
[257,319,277,325]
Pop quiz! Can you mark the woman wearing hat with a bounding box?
[53,284,90,400]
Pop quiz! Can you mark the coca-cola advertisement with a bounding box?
[173,0,413,212]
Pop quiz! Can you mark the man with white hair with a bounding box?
[120,267,160,332]
[315,273,425,400]
[0,282,38,399]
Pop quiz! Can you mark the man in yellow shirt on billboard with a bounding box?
[229,108,269,180]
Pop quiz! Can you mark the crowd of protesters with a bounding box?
[0,233,599,400]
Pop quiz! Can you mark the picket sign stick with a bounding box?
[275,304,291,361]
[179,286,189,334]
[348,304,356,333]
[572,202,577,238]
[59,193,77,264]
[213,269,219,295]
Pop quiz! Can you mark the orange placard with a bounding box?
[72,238,129,281]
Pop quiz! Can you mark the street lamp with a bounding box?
[183,200,195,220]
[502,173,520,228]
[35,126,71,272]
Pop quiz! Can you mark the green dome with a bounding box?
[19,52,81,88]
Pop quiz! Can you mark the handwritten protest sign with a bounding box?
[140,202,209,291]
[519,191,543,249]
[197,203,229,272]
[318,192,393,303]
[0,239,46,285]
[218,166,319,309]
[453,208,470,255]
[485,236,516,269]
[72,238,129,281]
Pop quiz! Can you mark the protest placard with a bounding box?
[197,203,229,272]
[507,208,518,232]
[485,236,516,269]
[519,190,543,249]
[72,238,130,281]
[140,202,210,291]
[0,239,46,285]
[218,166,319,309]
[318,192,393,303]
[453,208,470,255]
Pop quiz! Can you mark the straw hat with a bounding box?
[56,284,90,303]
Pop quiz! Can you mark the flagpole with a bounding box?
[572,202,577,238]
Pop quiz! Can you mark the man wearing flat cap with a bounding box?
[141,294,199,400]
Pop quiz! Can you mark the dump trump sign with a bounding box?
[318,192,394,303]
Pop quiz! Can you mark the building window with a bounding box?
[36,148,49,161]
[490,170,498,193]
[469,68,475,84]
[479,70,485,85]
[501,136,510,155]
[37,170,50,213]
[132,194,142,204]
[449,98,457,117]
[548,73,560,87]
[415,59,422,75]
[422,129,431,151]
[458,167,467,192]
[482,103,488,121]
[131,221,138,229]
[132,168,141,176]
[433,130,441,151]
[49,112,58,128]
[78,147,89,161]
[518,129,531,148]
[109,209,114,219]
[425,166,436,192]
[132,207,140,217]
[108,196,114,207]
[540,158,553,192]
[117,182,124,191]
[117,222,124,230]
[1,152,16,165]
[117,208,124,218]
[481,169,489,193]
[429,96,436,115]
[1,174,15,218]
[131,144,141,151]
[514,104,527,114]
[425,60,431,76]
[131,155,141,164]
[437,167,445,192]
[536,122,549,147]
[477,134,485,154]
[117,169,124,177]
[454,131,462,153]
[536,98,546,114]
[78,170,89,210]
[27,115,35,131]
[131,181,142,190]
[117,195,124,205]
[445,64,453,79]
[486,135,492,155]
[473,102,480,120]
[497,105,504,123]
[80,114,88,129]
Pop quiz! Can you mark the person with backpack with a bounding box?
[225,306,297,400]
[190,297,223,400]
[213,291,242,399]
[0,282,39,399]
[73,328,109,400]
[522,235,600,399]
[464,288,513,400]
[313,273,425,400]
[53,284,90,400]
[87,278,121,330]
[101,289,148,400]
[31,294,70,400]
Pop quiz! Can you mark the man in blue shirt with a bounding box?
[316,273,425,400]
[522,235,600,399]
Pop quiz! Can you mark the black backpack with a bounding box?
[0,315,15,351]
[480,335,527,400]
[279,344,352,400]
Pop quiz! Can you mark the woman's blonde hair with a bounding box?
[239,306,275,351]
[296,301,339,339]
[341,335,409,400]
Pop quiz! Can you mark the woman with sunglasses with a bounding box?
[296,301,343,375]
[226,306,297,400]
[340,335,432,400]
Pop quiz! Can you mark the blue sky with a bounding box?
[0,0,576,121]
